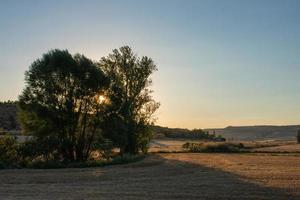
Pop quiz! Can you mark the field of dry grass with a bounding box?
[150,138,300,153]
[0,152,299,200]
[163,153,300,197]
[149,139,189,152]
[252,143,300,152]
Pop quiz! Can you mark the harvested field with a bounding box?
[253,143,300,153]
[149,139,188,152]
[162,153,300,197]
[149,139,299,153]
[0,153,299,200]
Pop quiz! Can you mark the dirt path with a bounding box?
[0,153,299,200]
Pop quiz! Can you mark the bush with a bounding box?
[0,134,146,169]
[182,142,244,153]
[18,139,39,159]
[0,135,18,167]
[23,154,145,169]
[297,130,300,143]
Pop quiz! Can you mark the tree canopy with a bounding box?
[19,49,109,161]
[100,46,159,154]
[17,46,159,162]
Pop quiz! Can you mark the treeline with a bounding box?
[153,126,225,140]
[1,46,159,167]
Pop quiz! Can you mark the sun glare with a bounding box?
[98,95,106,103]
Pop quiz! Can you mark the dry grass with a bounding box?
[252,143,300,153]
[0,153,299,199]
[150,139,299,153]
[162,153,300,197]
[149,139,197,152]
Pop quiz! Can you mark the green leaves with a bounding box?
[19,49,109,161]
[0,135,18,165]
[18,46,159,161]
[99,46,159,154]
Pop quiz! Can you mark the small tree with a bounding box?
[297,130,300,143]
[100,46,159,154]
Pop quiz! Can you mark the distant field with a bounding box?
[149,139,190,152]
[149,138,300,153]
[253,143,300,153]
[0,153,299,200]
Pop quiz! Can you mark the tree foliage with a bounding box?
[0,135,18,166]
[0,101,19,131]
[99,46,159,154]
[16,46,159,165]
[18,49,109,161]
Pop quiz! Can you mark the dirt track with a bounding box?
[0,153,299,200]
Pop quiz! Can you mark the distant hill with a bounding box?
[205,125,300,141]
[154,125,300,141]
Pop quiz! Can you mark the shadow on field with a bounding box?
[0,154,298,200]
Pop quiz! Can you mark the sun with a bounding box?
[98,95,106,104]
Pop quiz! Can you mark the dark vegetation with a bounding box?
[297,130,300,143]
[0,134,144,169]
[0,46,158,168]
[0,101,20,131]
[153,126,225,141]
[182,142,245,153]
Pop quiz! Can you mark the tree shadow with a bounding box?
[106,154,299,200]
[0,154,298,200]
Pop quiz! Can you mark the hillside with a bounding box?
[206,125,300,141]
[154,125,300,141]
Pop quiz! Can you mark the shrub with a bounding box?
[18,139,39,160]
[297,130,300,143]
[182,142,244,153]
[0,135,18,167]
[24,154,145,169]
[0,135,146,169]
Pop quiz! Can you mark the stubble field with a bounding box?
[0,151,299,200]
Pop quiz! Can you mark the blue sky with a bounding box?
[1,0,300,128]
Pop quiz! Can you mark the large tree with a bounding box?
[100,46,159,154]
[18,49,108,161]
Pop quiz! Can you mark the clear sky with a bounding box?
[1,0,300,129]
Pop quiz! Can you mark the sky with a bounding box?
[1,0,300,129]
